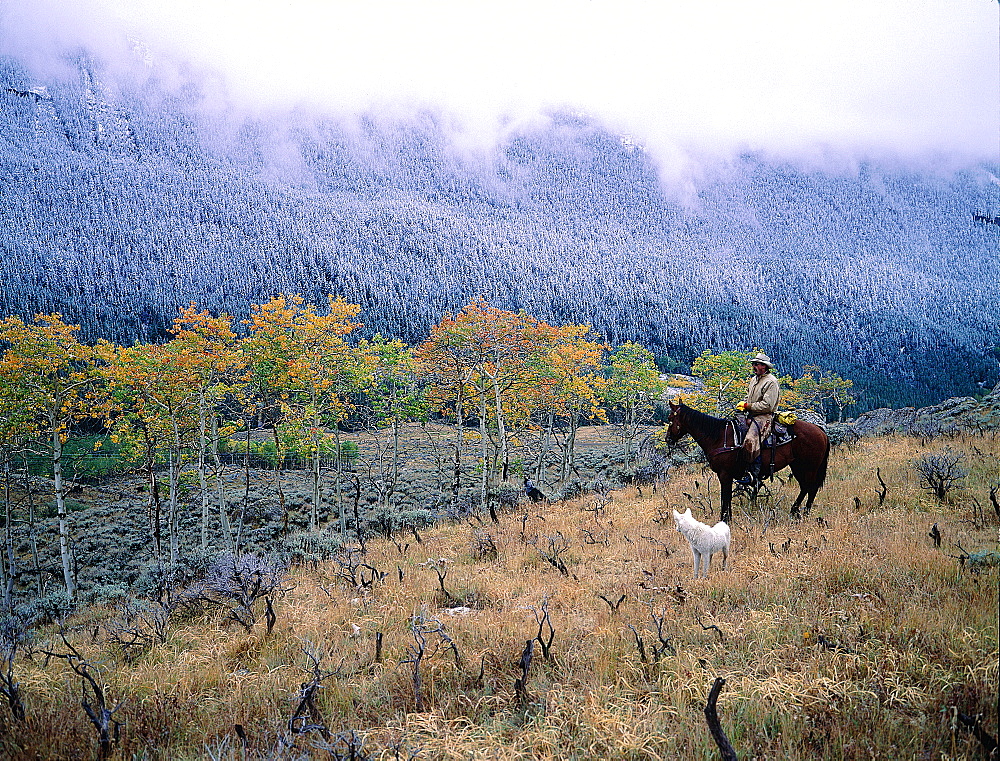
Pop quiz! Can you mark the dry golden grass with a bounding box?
[2,433,997,760]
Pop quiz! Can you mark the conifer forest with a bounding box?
[2,55,998,413]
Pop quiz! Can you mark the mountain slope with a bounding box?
[1,55,998,410]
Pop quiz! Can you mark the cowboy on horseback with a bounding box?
[736,352,779,486]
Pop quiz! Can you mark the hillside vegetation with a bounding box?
[1,429,997,760]
[2,55,999,410]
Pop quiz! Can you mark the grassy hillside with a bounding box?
[2,432,997,759]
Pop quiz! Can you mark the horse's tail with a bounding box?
[815,434,831,489]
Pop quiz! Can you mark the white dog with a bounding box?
[672,508,730,579]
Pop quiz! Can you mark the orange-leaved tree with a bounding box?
[99,337,205,565]
[243,295,369,532]
[531,323,608,484]
[168,305,242,550]
[415,308,479,504]
[417,303,553,511]
[0,314,104,602]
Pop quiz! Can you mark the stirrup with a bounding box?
[736,472,757,486]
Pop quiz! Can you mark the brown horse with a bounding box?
[666,400,830,522]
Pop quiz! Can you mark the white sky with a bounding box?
[2,0,998,162]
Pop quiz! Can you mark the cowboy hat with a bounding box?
[749,352,773,368]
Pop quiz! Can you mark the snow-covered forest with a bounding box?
[1,55,998,412]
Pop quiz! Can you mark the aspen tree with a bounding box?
[244,295,368,532]
[0,315,103,603]
[603,343,664,467]
[168,306,241,549]
[362,336,427,507]
[100,340,202,565]
[535,325,608,483]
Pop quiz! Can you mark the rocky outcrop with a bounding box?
[844,383,1000,438]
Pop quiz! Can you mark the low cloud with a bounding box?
[2,0,997,170]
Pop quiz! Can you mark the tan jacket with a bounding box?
[745,372,779,415]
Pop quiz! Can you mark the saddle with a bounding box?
[734,415,794,449]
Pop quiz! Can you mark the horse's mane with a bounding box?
[678,403,729,438]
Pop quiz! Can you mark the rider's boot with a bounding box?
[736,457,761,486]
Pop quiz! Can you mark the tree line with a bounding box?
[0,296,856,606]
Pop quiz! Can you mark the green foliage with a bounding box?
[685,351,857,420]
[11,591,77,626]
[18,434,132,480]
[281,527,344,563]
[363,334,429,427]
[688,349,755,415]
[40,497,87,519]
[221,436,358,469]
[603,343,664,419]
[396,509,436,529]
[792,365,856,421]
[653,352,692,375]
[366,506,437,539]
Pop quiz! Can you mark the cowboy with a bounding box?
[736,352,779,485]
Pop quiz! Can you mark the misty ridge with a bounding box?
[1,53,998,413]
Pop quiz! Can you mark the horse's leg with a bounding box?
[801,438,830,517]
[691,549,700,578]
[720,477,733,523]
[802,483,819,516]
[788,459,807,518]
[790,489,806,518]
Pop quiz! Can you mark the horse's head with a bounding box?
[666,398,687,443]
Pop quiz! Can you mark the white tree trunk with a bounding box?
[1,475,10,610]
[535,412,553,482]
[453,386,464,501]
[198,389,210,549]
[389,418,400,507]
[51,417,75,602]
[491,375,508,483]
[2,457,16,609]
[212,415,234,550]
[311,434,321,531]
[567,413,579,474]
[168,441,180,567]
[334,428,344,536]
[479,393,489,509]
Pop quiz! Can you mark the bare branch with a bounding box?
[513,639,533,705]
[704,677,738,761]
[528,597,556,660]
[42,627,124,759]
[597,593,626,615]
[875,468,888,506]
[696,612,725,643]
